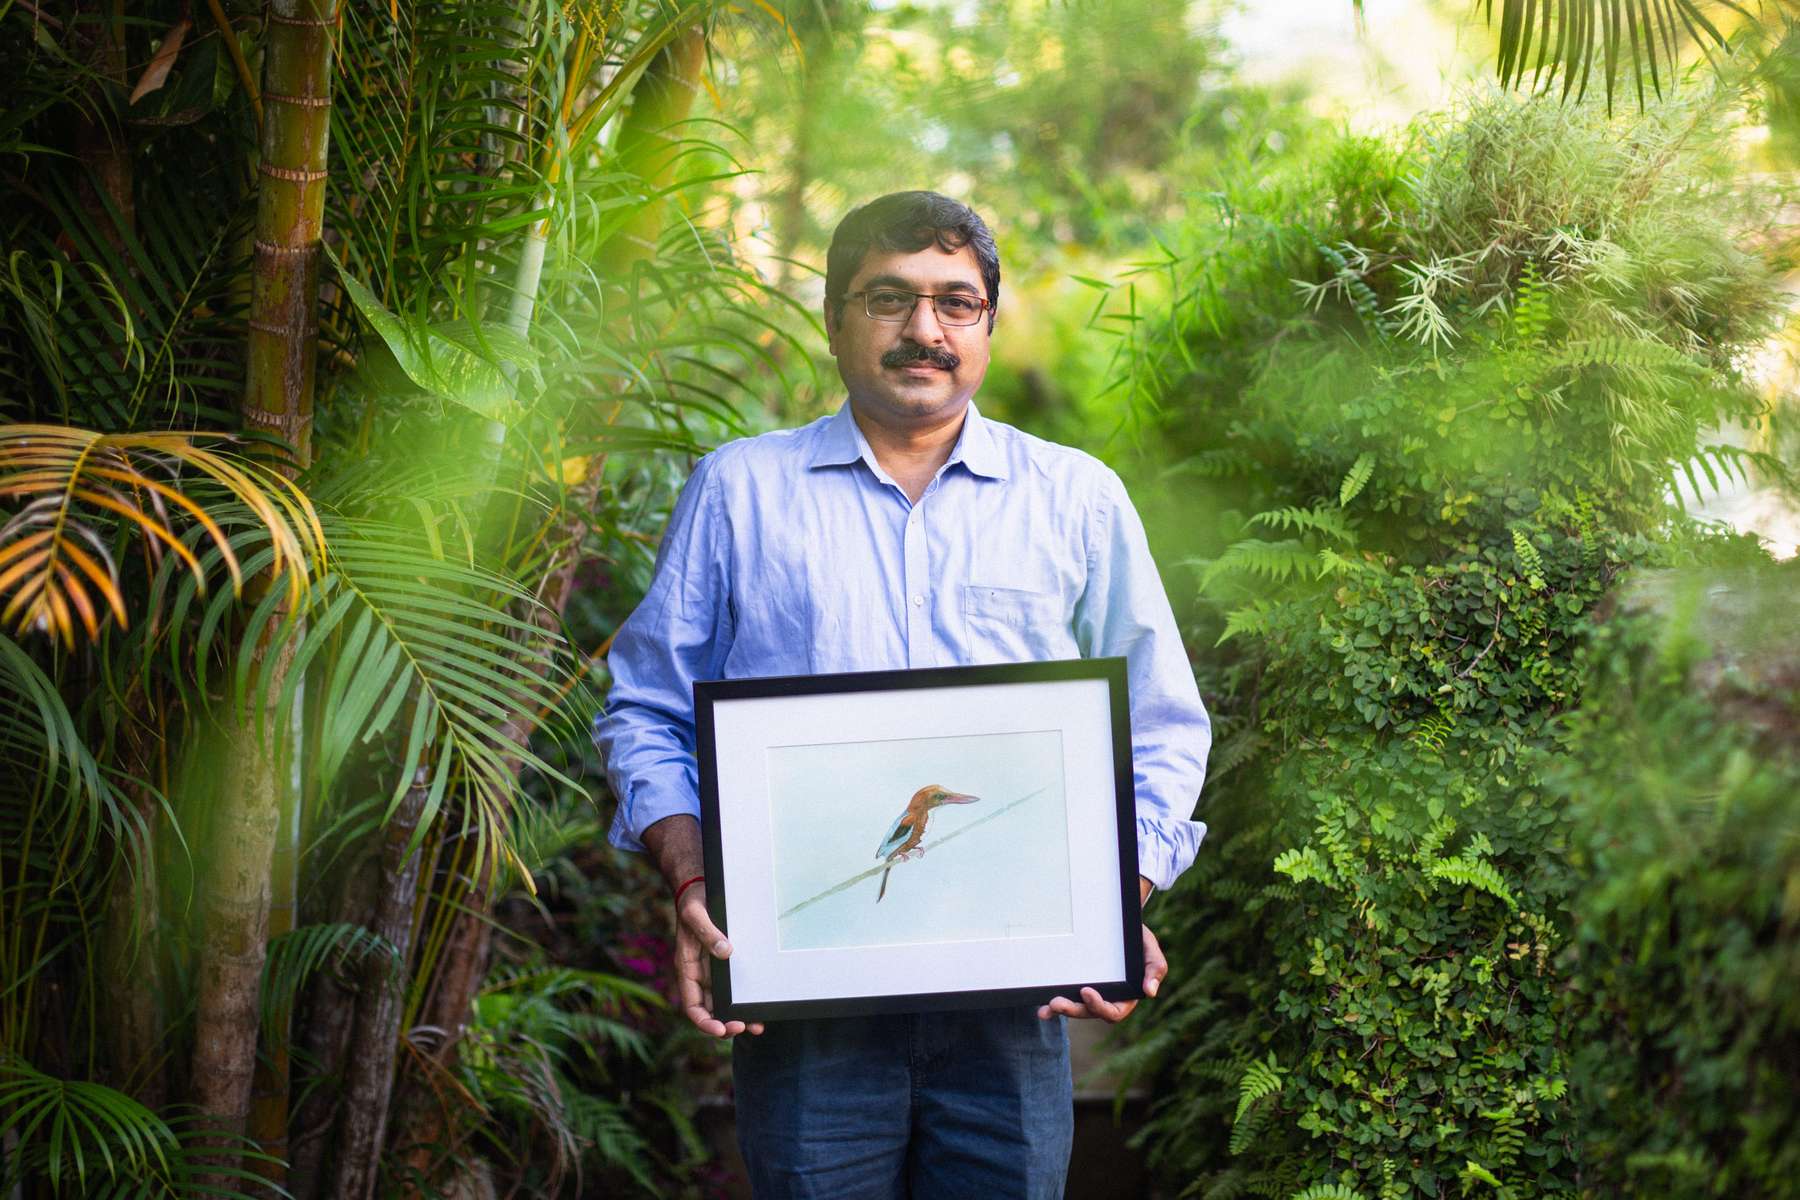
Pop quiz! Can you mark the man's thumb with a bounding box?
[680,895,732,958]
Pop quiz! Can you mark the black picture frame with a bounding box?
[695,657,1143,1021]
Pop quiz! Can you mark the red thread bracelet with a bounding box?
[673,874,706,906]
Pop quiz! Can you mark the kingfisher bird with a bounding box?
[874,785,980,902]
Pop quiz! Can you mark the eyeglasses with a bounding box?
[847,288,992,326]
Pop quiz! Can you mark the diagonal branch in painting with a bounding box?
[778,784,1054,920]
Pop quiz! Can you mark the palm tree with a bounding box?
[0,0,809,1193]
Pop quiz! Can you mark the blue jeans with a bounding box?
[732,1007,1073,1199]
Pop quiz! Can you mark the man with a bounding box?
[595,191,1209,1198]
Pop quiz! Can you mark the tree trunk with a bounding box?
[247,689,305,1193]
[99,720,168,1109]
[189,0,333,1180]
[388,842,498,1190]
[286,845,380,1200]
[327,767,432,1200]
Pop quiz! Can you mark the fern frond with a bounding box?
[1510,259,1550,343]
[1509,528,1546,591]
[1338,453,1374,506]
[1316,548,1378,578]
[1202,540,1318,590]
[1249,506,1353,542]
[1216,600,1278,646]
[1207,728,1265,779]
[1409,708,1456,754]
[1230,1052,1287,1153]
[1289,1185,1369,1200]
[1426,855,1519,911]
[1551,336,1701,376]
[1162,448,1259,480]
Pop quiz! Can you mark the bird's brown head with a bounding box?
[914,784,979,810]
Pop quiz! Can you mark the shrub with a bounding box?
[1106,86,1790,1199]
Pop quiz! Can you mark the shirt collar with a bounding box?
[805,403,865,469]
[947,402,1009,481]
[805,401,1010,482]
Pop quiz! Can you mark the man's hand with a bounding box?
[1036,923,1166,1023]
[1037,875,1164,1023]
[642,813,764,1039]
[674,883,765,1039]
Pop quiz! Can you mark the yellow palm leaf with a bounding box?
[0,425,324,647]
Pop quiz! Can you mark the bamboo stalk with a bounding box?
[189,0,333,1182]
[246,678,304,1192]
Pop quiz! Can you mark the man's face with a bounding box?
[825,242,993,429]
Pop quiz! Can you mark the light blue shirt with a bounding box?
[594,402,1211,890]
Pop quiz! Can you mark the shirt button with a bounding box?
[911,594,924,607]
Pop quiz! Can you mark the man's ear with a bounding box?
[823,300,840,356]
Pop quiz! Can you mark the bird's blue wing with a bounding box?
[875,812,913,859]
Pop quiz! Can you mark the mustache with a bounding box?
[882,344,961,371]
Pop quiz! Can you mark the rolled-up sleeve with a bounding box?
[594,453,734,852]
[1074,468,1211,891]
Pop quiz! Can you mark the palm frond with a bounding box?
[1480,0,1735,110]
[328,0,552,299]
[0,1055,176,1193]
[13,159,251,431]
[0,425,322,647]
[188,515,588,879]
[0,631,141,858]
[261,921,402,1047]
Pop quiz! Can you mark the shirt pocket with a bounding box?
[962,584,1076,663]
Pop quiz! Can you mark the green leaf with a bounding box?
[332,256,536,423]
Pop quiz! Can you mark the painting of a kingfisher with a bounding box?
[874,784,980,901]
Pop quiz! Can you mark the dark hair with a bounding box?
[825,191,1000,331]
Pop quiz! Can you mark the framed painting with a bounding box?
[695,657,1143,1021]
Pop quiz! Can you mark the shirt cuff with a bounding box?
[1136,816,1209,892]
[606,776,701,853]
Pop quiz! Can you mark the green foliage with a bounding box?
[1112,85,1788,1199]
[259,923,400,1048]
[0,1056,276,1197]
[1544,569,1800,1197]
[462,832,725,1199]
[0,1057,175,1192]
[0,0,803,1193]
[456,965,664,1193]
